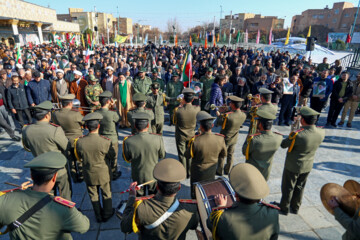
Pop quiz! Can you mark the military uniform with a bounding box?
[146,85,169,134]
[200,68,215,110]
[85,75,103,111]
[152,77,165,93]
[133,68,152,95]
[186,111,227,198]
[207,163,279,240]
[123,112,166,196]
[216,96,247,175]
[121,159,199,239]
[258,102,278,116]
[22,101,72,200]
[334,206,360,240]
[174,88,200,175]
[279,107,325,213]
[95,91,121,178]
[52,94,84,181]
[75,112,116,222]
[166,73,184,125]
[127,108,154,134]
[0,152,89,239]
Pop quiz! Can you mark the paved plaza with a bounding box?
[0,111,359,240]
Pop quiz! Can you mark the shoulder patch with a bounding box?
[295,128,304,133]
[215,133,225,137]
[274,132,283,136]
[124,134,134,140]
[250,133,261,137]
[53,196,76,208]
[100,135,110,140]
[49,123,60,127]
[260,201,280,210]
[136,195,155,201]
[179,199,197,204]
[212,205,232,211]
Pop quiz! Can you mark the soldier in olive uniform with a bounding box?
[257,88,278,116]
[85,75,103,111]
[186,111,227,198]
[242,109,283,180]
[74,112,116,222]
[52,94,84,182]
[133,68,152,95]
[207,163,279,239]
[0,152,90,239]
[166,73,184,126]
[127,93,154,134]
[22,101,72,200]
[200,67,215,110]
[276,106,325,214]
[122,112,166,196]
[96,91,122,180]
[174,88,200,176]
[121,158,199,239]
[151,69,165,92]
[216,96,247,175]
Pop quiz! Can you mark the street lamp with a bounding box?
[172,25,176,46]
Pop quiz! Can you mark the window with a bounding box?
[334,9,339,14]
[312,15,318,19]
[341,23,347,28]
[318,14,324,19]
[333,19,337,23]
[344,13,350,17]
[250,23,258,27]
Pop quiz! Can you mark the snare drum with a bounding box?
[195,177,236,240]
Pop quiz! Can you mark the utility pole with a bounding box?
[94,6,99,45]
[350,0,360,46]
[219,5,223,40]
[117,6,119,35]
[213,16,216,46]
[228,11,233,47]
[107,18,110,45]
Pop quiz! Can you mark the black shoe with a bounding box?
[278,122,283,126]
[284,122,290,126]
[331,123,337,128]
[338,121,344,126]
[215,172,223,176]
[271,201,289,215]
[325,122,331,127]
[290,208,299,214]
[11,136,21,142]
[347,123,352,128]
[102,208,115,222]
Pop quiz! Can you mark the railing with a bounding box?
[331,48,360,69]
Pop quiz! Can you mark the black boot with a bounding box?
[91,201,102,223]
[102,198,115,222]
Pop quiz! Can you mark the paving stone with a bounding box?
[289,231,320,239]
[298,206,334,229]
[279,214,312,233]
[71,231,98,240]
[81,210,101,231]
[314,226,345,240]
[0,151,18,160]
[98,229,126,239]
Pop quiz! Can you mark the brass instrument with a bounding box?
[210,104,229,114]
[247,94,260,135]
[290,106,302,132]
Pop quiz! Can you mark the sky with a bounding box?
[27,0,360,32]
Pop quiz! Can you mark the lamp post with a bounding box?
[173,25,176,46]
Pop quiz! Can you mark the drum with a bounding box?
[195,177,236,240]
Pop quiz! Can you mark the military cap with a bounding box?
[259,88,273,94]
[138,67,147,73]
[229,163,269,200]
[61,55,68,60]
[256,109,276,120]
[196,111,216,122]
[182,88,195,95]
[152,69,158,74]
[56,69,64,74]
[300,106,320,116]
[153,158,186,182]
[32,101,53,110]
[132,112,150,120]
[24,151,67,172]
[59,94,75,100]
[82,112,103,121]
[99,91,113,98]
[73,70,82,76]
[88,74,99,82]
[228,95,244,102]
[172,72,179,77]
[151,82,160,89]
[206,67,213,72]
[132,93,147,102]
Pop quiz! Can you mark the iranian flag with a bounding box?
[181,48,192,87]
[85,48,90,63]
[69,34,76,45]
[16,46,22,64]
[51,59,57,70]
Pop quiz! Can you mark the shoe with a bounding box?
[331,123,337,128]
[278,122,283,126]
[284,122,290,126]
[271,201,289,215]
[325,122,331,127]
[215,172,223,176]
[11,136,21,142]
[102,208,115,222]
[347,123,352,128]
[102,199,115,222]
[290,208,299,214]
[338,121,344,126]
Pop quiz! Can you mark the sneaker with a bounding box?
[347,123,352,128]
[338,121,344,126]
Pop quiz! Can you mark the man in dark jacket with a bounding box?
[6,75,32,128]
[326,71,353,127]
[26,71,51,106]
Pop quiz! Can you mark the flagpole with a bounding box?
[349,0,360,49]
[228,11,233,48]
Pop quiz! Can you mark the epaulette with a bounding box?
[135,195,155,201]
[215,133,225,137]
[259,201,280,210]
[124,134,134,140]
[274,132,284,136]
[100,135,110,141]
[250,133,261,137]
[53,196,75,208]
[317,126,324,128]
[212,205,232,211]
[179,199,197,204]
[294,128,304,133]
[49,122,60,127]
[225,111,233,115]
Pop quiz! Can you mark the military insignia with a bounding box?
[53,196,76,208]
[215,133,225,137]
[274,132,284,135]
[260,201,280,210]
[100,135,110,141]
[49,123,60,127]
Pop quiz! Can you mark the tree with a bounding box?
[165,17,182,41]
[335,39,346,50]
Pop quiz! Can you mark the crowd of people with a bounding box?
[0,41,359,240]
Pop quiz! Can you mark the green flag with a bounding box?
[223,32,226,42]
[236,31,241,43]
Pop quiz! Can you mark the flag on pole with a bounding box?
[175,35,178,47]
[346,33,352,43]
[181,48,192,87]
[101,35,105,45]
[159,34,163,44]
[87,34,91,47]
[69,34,76,45]
[269,28,273,45]
[144,33,148,45]
[285,28,290,45]
[197,33,200,40]
[223,31,226,42]
[81,34,85,48]
[216,34,219,43]
[256,29,260,44]
[189,36,192,47]
[245,29,248,43]
[305,26,311,45]
[326,34,329,43]
[85,48,90,63]
[16,46,22,64]
[50,59,57,70]
[204,33,208,49]
[236,31,240,43]
[200,32,202,39]
[91,32,96,50]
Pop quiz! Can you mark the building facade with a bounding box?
[291,2,360,33]
[0,0,80,47]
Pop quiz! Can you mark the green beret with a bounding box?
[61,55,68,60]
[172,72,179,77]
[132,112,150,120]
[300,106,320,116]
[82,112,103,121]
[88,74,99,82]
[256,109,276,120]
[99,91,112,98]
[24,152,66,172]
[132,93,147,102]
[152,69,158,74]
[151,82,160,89]
[153,158,186,182]
[228,95,244,102]
[207,67,213,72]
[139,67,147,73]
[182,88,195,95]
[196,111,215,122]
[259,88,273,94]
[59,94,75,100]
[32,101,53,110]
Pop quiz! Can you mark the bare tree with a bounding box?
[166,17,182,35]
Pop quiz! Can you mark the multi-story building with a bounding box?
[115,17,133,35]
[291,2,360,33]
[220,13,256,31]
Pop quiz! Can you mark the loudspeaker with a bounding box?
[94,26,98,32]
[208,34,213,42]
[13,34,20,43]
[306,37,316,51]
[230,28,235,34]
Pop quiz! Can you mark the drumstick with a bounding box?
[119,180,155,195]
[4,182,21,188]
